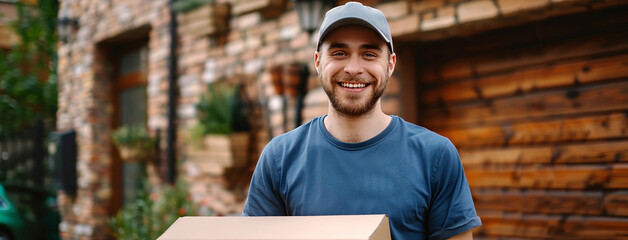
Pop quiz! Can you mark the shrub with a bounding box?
[109,178,196,240]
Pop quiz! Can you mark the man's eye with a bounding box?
[331,51,347,57]
[364,52,377,58]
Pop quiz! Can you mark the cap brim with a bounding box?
[317,17,392,53]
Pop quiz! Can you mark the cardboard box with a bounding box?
[157,214,391,240]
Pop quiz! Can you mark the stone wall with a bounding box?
[57,0,171,238]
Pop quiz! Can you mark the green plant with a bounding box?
[172,0,215,13]
[112,124,157,162]
[112,124,156,148]
[109,178,196,240]
[0,0,58,131]
[193,82,251,138]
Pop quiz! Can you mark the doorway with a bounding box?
[105,35,150,210]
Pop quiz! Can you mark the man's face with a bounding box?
[315,25,396,117]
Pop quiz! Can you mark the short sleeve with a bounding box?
[428,140,481,240]
[242,144,287,216]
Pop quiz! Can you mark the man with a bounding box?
[243,2,481,239]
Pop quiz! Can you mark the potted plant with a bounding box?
[186,82,252,175]
[112,124,157,163]
[174,0,230,37]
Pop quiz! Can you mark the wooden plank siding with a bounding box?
[423,53,628,105]
[460,140,628,167]
[478,211,628,239]
[422,80,628,129]
[414,6,628,239]
[440,112,627,148]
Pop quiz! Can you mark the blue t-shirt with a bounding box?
[243,115,481,240]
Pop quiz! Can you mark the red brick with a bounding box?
[241,48,257,62]
[225,40,245,56]
[280,24,300,40]
[264,29,280,44]
[227,30,242,42]
[295,48,315,64]
[270,111,285,127]
[246,35,262,49]
[303,87,328,106]
[235,12,262,29]
[257,44,278,58]
[303,104,328,122]
[258,20,279,33]
[289,32,309,49]
[279,11,298,27]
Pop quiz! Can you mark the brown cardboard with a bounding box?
[157,214,391,240]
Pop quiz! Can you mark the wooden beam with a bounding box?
[423,81,628,128]
[438,112,628,147]
[604,191,628,217]
[465,164,628,189]
[474,31,628,77]
[473,189,604,215]
[460,140,628,168]
[477,211,628,239]
[423,53,628,104]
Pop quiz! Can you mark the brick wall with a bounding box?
[57,0,170,238]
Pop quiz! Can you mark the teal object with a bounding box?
[0,184,60,240]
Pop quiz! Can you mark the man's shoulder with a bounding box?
[267,116,322,147]
[395,116,451,144]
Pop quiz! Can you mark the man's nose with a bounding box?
[344,55,363,76]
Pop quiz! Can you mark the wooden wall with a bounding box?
[414,6,628,239]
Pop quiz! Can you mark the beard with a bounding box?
[321,71,388,117]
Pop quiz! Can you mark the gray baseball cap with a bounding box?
[316,1,393,53]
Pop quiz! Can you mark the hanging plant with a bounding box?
[112,124,157,163]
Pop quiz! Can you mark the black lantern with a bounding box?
[293,0,334,35]
[58,16,78,43]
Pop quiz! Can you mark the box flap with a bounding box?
[157,214,391,240]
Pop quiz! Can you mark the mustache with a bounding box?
[331,74,373,83]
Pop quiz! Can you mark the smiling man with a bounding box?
[243,2,481,239]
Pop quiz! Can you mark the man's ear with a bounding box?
[388,53,397,77]
[314,51,321,75]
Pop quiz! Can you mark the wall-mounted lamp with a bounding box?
[292,0,335,35]
[58,16,78,43]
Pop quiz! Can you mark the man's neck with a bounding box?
[323,106,392,143]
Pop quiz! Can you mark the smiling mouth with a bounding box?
[338,82,369,88]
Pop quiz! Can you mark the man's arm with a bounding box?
[242,144,286,216]
[428,140,481,239]
[447,230,473,240]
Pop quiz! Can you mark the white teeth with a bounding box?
[340,83,366,88]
